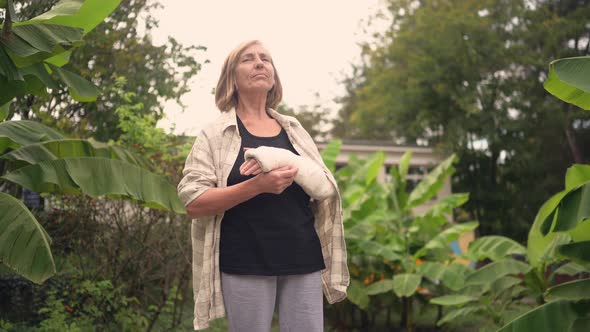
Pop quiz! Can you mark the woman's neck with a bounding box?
[236,92,269,120]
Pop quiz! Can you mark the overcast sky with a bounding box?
[151,0,387,136]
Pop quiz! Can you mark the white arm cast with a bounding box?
[244,146,336,201]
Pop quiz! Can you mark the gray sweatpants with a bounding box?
[221,270,324,332]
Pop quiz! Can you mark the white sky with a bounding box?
[151,0,387,136]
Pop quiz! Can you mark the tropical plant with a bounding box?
[321,140,477,331]
[544,56,590,111]
[497,57,590,331]
[0,0,185,286]
[431,57,590,331]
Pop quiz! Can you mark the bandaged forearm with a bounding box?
[244,146,336,200]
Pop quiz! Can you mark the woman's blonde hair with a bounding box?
[215,40,283,112]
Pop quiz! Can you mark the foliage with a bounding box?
[0,0,186,286]
[6,0,206,142]
[278,98,333,142]
[0,189,195,331]
[35,278,148,332]
[109,74,193,179]
[334,0,590,242]
[329,141,476,331]
[432,164,590,331]
[544,56,590,111]
[0,0,121,108]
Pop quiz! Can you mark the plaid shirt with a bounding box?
[177,107,350,330]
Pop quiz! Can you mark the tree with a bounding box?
[6,0,206,142]
[278,99,332,142]
[334,0,590,241]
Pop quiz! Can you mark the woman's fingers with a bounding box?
[277,166,298,178]
[241,159,261,175]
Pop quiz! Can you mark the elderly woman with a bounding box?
[177,40,349,332]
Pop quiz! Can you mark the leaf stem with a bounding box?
[2,1,13,39]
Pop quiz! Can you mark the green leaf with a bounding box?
[0,120,66,154]
[43,50,72,67]
[526,164,590,266]
[440,264,469,291]
[12,24,83,53]
[1,139,154,171]
[552,262,590,276]
[415,221,478,258]
[398,150,412,181]
[465,260,532,286]
[437,307,483,326]
[18,0,122,36]
[20,63,59,90]
[366,279,395,295]
[48,64,100,101]
[491,276,523,295]
[544,56,590,110]
[0,46,23,81]
[430,295,476,306]
[392,273,421,297]
[1,157,185,214]
[498,300,590,332]
[416,261,446,281]
[320,139,341,173]
[528,190,569,267]
[365,152,386,186]
[0,75,24,106]
[0,192,56,284]
[423,193,469,217]
[558,241,590,264]
[347,279,369,309]
[545,278,590,302]
[1,25,83,68]
[539,233,572,265]
[466,236,527,262]
[407,154,456,208]
[572,317,590,332]
[565,164,590,191]
[547,183,590,234]
[358,240,402,261]
[0,101,9,121]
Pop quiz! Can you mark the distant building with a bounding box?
[316,140,452,215]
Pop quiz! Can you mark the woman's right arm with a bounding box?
[185,167,298,218]
[177,130,297,219]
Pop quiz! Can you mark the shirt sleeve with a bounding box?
[177,129,217,208]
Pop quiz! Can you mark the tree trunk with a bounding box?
[402,297,414,332]
[563,104,583,163]
[361,309,370,330]
[436,305,443,331]
[386,306,392,329]
[407,297,414,332]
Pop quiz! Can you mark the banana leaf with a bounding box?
[0,192,55,284]
[1,157,185,214]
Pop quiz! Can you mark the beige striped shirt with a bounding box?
[177,107,350,330]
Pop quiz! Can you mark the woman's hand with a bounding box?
[240,147,263,176]
[253,165,298,195]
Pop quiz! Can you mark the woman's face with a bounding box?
[234,43,275,95]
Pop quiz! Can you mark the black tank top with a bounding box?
[219,115,325,275]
